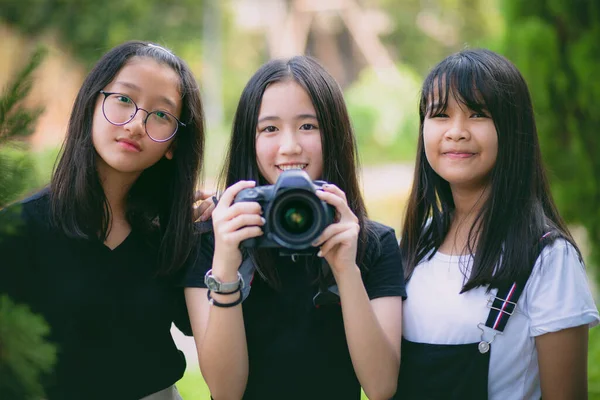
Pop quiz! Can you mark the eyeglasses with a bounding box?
[99,91,185,142]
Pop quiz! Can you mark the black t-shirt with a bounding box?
[0,191,193,400]
[185,220,406,400]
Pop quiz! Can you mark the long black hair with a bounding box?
[401,48,579,291]
[50,40,205,275]
[220,56,371,286]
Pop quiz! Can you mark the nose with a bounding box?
[444,116,470,142]
[124,108,148,138]
[279,129,302,155]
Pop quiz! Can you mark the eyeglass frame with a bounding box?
[98,90,186,143]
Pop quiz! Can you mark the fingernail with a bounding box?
[260,217,266,224]
[317,250,323,257]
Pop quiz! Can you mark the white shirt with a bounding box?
[403,239,599,399]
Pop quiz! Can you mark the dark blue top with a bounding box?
[0,190,194,400]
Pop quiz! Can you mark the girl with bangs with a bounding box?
[184,56,405,400]
[396,48,598,399]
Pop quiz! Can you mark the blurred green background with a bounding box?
[1,0,598,398]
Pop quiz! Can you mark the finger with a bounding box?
[319,229,359,258]
[312,222,350,247]
[315,190,356,221]
[321,183,347,202]
[220,226,264,247]
[218,181,256,208]
[194,189,216,203]
[221,214,265,234]
[194,200,213,220]
[200,203,215,221]
[221,201,263,221]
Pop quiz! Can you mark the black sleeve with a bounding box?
[362,223,407,300]
[172,228,215,334]
[181,231,215,288]
[172,289,193,336]
[0,203,31,302]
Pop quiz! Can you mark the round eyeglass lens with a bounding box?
[103,93,136,124]
[103,93,179,141]
[146,111,178,141]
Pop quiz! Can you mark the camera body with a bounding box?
[233,170,335,251]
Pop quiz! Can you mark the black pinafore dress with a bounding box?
[395,232,554,400]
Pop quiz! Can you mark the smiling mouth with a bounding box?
[277,164,308,171]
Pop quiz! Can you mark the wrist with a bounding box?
[204,268,244,294]
[331,263,361,283]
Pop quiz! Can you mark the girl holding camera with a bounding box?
[184,56,405,400]
[0,41,207,399]
[396,48,599,399]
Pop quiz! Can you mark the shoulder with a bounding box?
[362,220,399,260]
[364,219,396,237]
[524,237,599,335]
[361,220,406,297]
[364,219,398,246]
[0,189,51,233]
[182,224,215,287]
[534,237,583,273]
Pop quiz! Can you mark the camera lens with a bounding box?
[280,201,314,234]
[270,190,328,249]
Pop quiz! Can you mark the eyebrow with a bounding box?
[257,114,318,124]
[113,81,178,110]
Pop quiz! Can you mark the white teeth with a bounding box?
[278,164,307,171]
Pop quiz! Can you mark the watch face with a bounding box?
[205,276,220,291]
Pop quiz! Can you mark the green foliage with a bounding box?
[0,46,56,398]
[591,325,600,396]
[0,145,38,207]
[0,295,57,400]
[502,0,600,271]
[0,46,46,208]
[376,0,504,76]
[0,46,46,145]
[2,0,206,67]
[345,64,421,163]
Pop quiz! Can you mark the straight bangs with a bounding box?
[420,57,498,122]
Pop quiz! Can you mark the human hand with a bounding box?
[211,181,264,278]
[312,184,360,276]
[193,189,216,222]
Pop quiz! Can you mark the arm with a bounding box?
[525,241,599,400]
[536,325,589,399]
[185,180,263,400]
[314,186,403,400]
[185,286,248,400]
[337,270,402,400]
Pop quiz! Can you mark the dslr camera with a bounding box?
[233,170,335,251]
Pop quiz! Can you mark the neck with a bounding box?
[97,164,140,223]
[440,184,491,255]
[450,184,490,222]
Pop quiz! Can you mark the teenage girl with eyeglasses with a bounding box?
[0,41,210,400]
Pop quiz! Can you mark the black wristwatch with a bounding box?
[204,269,244,294]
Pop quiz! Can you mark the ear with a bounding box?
[165,147,174,160]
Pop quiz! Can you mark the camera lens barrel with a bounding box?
[268,189,330,250]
